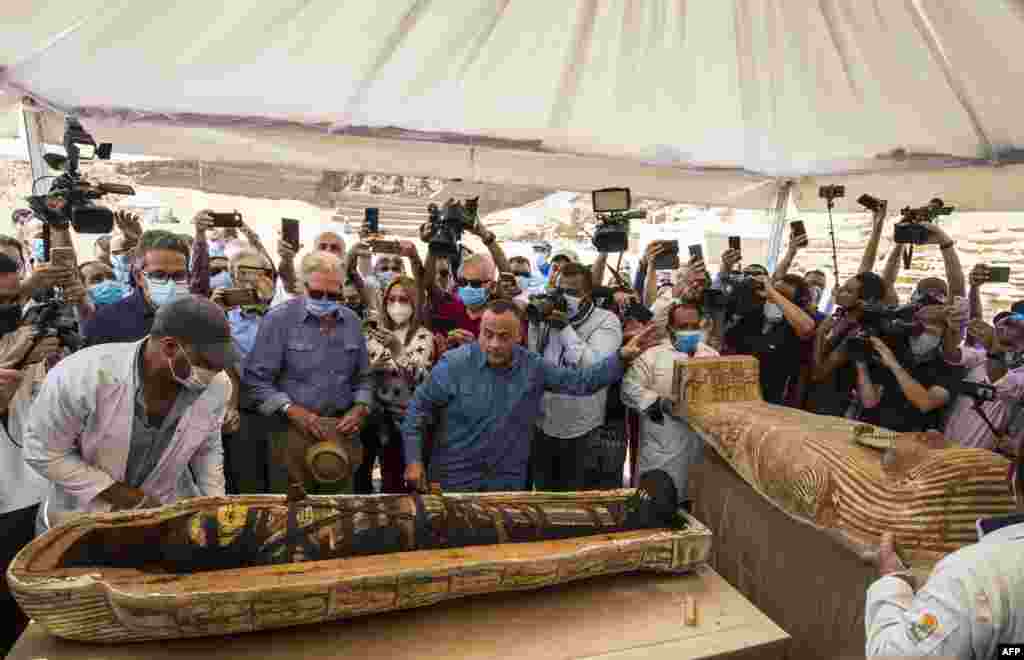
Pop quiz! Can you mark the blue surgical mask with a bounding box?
[516,275,531,291]
[145,276,189,308]
[111,254,132,285]
[673,330,706,355]
[564,295,581,319]
[764,302,784,322]
[306,297,340,318]
[89,280,128,306]
[210,271,233,290]
[31,238,45,263]
[457,285,490,308]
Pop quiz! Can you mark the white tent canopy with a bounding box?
[2,1,1023,211]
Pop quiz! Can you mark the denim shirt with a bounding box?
[241,298,373,417]
[227,307,263,362]
[401,343,625,491]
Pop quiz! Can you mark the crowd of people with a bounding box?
[0,198,1022,656]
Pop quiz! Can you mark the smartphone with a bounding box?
[281,218,300,248]
[49,246,76,269]
[728,236,741,252]
[652,240,680,270]
[221,287,258,307]
[790,220,806,237]
[364,208,380,235]
[688,244,703,262]
[210,211,243,228]
[988,266,1011,283]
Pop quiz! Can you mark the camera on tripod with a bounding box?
[591,188,646,253]
[423,197,479,259]
[894,198,954,245]
[25,117,135,238]
[525,290,569,325]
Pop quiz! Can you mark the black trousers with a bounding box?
[0,503,40,655]
[222,410,271,494]
[532,428,589,492]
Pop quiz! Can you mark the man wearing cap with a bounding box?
[23,296,233,534]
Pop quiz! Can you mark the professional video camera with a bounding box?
[894,198,954,245]
[525,289,568,325]
[423,197,479,260]
[703,273,764,318]
[842,303,921,362]
[591,188,646,253]
[25,117,135,244]
[22,296,81,353]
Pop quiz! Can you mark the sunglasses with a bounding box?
[377,266,402,273]
[305,287,343,302]
[457,279,487,288]
[210,266,228,276]
[318,243,344,253]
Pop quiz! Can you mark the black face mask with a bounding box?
[344,302,366,319]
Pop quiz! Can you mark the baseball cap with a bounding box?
[150,295,238,370]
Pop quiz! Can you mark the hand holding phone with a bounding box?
[281,218,300,249]
[728,236,741,252]
[988,266,1011,283]
[210,211,243,228]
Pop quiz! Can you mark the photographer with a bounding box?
[854,304,962,432]
[942,312,1024,453]
[527,263,623,491]
[722,274,815,405]
[882,222,965,305]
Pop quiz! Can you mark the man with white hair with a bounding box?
[443,253,498,349]
[242,250,373,495]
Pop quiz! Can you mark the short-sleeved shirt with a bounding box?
[873,351,963,432]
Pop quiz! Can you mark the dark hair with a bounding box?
[0,236,25,265]
[137,230,190,267]
[0,253,19,275]
[557,263,593,293]
[854,271,885,303]
[484,299,524,322]
[1010,301,1024,315]
[509,256,531,272]
[778,274,812,309]
[381,276,424,348]
[806,269,825,279]
[78,260,112,277]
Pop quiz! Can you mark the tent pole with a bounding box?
[765,181,793,273]
[20,97,49,191]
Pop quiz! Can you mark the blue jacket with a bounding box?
[82,289,153,347]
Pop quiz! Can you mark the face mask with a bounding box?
[344,302,366,319]
[388,302,414,326]
[31,238,45,263]
[376,271,396,288]
[210,271,233,290]
[764,302,784,322]
[111,254,132,285]
[909,333,942,357]
[564,295,581,319]
[209,240,226,258]
[306,297,340,318]
[458,285,490,308]
[673,330,706,355]
[89,280,128,306]
[516,275,531,291]
[145,276,189,308]
[170,343,217,392]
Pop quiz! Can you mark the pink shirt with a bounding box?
[944,345,1024,451]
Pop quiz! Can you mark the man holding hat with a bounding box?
[24,296,233,534]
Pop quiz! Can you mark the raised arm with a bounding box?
[880,242,903,306]
[967,264,986,321]
[591,252,608,287]
[928,225,965,299]
[858,203,888,275]
[189,211,213,297]
[772,233,806,280]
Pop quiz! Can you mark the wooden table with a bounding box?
[9,565,789,660]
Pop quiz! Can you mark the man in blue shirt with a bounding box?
[243,251,373,495]
[402,300,658,492]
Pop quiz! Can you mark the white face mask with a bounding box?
[387,302,414,326]
[170,344,217,392]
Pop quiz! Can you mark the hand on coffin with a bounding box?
[620,323,660,362]
[336,404,369,437]
[874,532,913,583]
[404,461,427,493]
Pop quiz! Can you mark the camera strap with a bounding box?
[902,245,914,271]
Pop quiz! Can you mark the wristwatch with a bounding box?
[279,402,293,417]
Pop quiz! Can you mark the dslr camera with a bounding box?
[894,198,954,245]
[703,273,764,318]
[525,290,568,325]
[842,302,921,362]
[25,117,135,238]
[423,197,479,260]
[591,188,646,253]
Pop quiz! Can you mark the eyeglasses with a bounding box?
[144,270,188,284]
[237,266,274,278]
[318,243,344,254]
[210,266,228,276]
[305,286,343,302]
[377,266,402,273]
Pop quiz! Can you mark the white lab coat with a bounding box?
[865,518,1024,658]
[620,340,719,501]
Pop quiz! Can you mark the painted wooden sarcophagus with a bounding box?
[8,490,711,643]
[671,355,1017,565]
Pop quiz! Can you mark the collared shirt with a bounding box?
[401,343,625,491]
[242,298,373,417]
[944,344,1024,451]
[227,306,265,362]
[528,306,622,438]
[81,288,155,347]
[865,519,1024,658]
[124,344,199,488]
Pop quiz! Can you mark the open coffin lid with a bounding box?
[9,491,712,643]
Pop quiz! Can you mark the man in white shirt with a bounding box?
[527,263,622,490]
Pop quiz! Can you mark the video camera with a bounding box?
[894,198,954,245]
[591,188,646,253]
[0,295,82,364]
[703,273,764,318]
[424,197,479,260]
[525,290,568,325]
[955,380,997,403]
[25,117,135,244]
[843,303,921,362]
